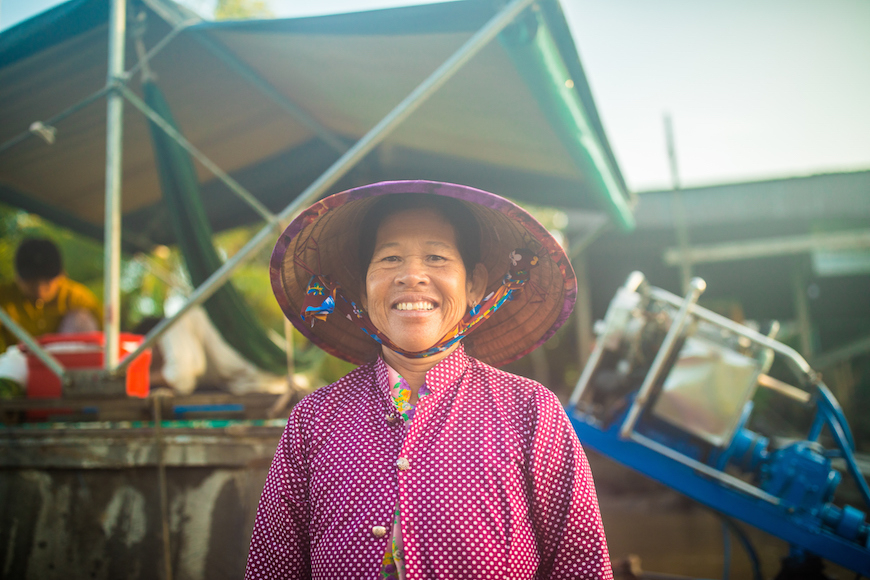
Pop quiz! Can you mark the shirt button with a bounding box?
[385,413,398,423]
[372,525,387,538]
[396,457,410,471]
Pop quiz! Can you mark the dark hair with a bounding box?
[15,238,63,281]
[358,194,481,274]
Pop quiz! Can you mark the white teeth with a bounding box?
[395,301,434,311]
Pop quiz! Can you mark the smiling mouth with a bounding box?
[393,301,436,311]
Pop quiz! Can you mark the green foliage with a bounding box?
[0,201,189,331]
[0,202,103,299]
[214,0,273,20]
[211,223,283,332]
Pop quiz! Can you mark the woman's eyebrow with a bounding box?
[374,240,453,251]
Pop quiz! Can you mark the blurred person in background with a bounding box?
[0,237,101,352]
[0,238,101,396]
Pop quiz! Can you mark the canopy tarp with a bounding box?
[0,0,632,249]
[143,79,286,372]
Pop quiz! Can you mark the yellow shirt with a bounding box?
[0,277,102,352]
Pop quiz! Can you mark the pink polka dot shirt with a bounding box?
[245,345,612,579]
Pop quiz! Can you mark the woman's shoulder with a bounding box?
[466,356,559,406]
[291,361,376,417]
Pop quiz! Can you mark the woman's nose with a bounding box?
[395,258,428,285]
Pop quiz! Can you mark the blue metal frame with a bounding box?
[569,410,870,575]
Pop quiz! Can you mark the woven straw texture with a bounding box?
[270,181,576,367]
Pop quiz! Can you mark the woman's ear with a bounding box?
[467,263,488,305]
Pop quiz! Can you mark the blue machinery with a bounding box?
[568,272,870,577]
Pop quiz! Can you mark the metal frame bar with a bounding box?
[567,216,610,261]
[663,229,870,266]
[2,0,538,382]
[125,17,198,82]
[191,33,348,155]
[570,270,818,421]
[103,0,127,369]
[140,0,347,155]
[756,373,812,404]
[152,397,174,580]
[113,0,539,374]
[118,84,277,222]
[618,278,706,439]
[663,113,693,294]
[647,285,814,377]
[628,431,782,505]
[811,334,870,370]
[0,87,112,156]
[0,306,67,382]
[568,270,645,408]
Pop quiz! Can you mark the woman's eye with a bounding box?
[381,255,400,262]
[428,255,447,262]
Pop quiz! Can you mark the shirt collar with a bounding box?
[374,343,470,396]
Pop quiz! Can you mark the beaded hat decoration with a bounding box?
[270,181,577,367]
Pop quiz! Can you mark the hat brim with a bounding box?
[270,181,576,367]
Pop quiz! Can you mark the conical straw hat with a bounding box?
[270,180,576,367]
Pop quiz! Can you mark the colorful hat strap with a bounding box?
[299,249,539,359]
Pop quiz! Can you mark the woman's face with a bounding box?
[362,207,486,354]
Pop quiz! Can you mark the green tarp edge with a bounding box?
[500,3,635,231]
[143,80,288,375]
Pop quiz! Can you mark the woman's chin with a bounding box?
[390,342,437,355]
[381,329,440,355]
[386,340,461,360]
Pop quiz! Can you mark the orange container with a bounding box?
[24,332,151,399]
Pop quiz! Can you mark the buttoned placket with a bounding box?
[372,349,471,579]
[395,358,469,574]
[379,393,405,546]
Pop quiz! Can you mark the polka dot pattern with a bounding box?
[245,345,612,579]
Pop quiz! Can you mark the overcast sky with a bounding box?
[2,0,868,192]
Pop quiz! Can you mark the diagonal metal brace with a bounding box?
[0,306,67,385]
[112,0,539,375]
[118,82,277,224]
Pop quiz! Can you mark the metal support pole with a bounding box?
[573,254,593,372]
[567,216,609,262]
[104,0,127,369]
[619,277,706,439]
[267,317,298,418]
[568,271,646,409]
[665,113,692,294]
[113,0,537,374]
[792,262,813,358]
[153,397,174,580]
[0,306,66,383]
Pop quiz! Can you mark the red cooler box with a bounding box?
[24,332,151,399]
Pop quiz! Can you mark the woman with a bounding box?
[247,181,611,580]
